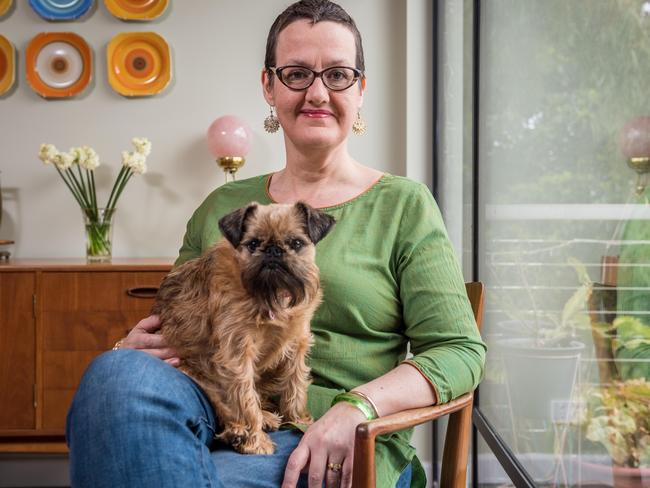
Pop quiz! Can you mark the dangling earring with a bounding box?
[264,106,280,133]
[352,110,366,136]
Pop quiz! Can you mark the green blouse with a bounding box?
[175,173,487,488]
[616,189,650,380]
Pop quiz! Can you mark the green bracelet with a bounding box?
[331,392,378,421]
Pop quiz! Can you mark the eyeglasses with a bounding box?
[268,65,363,91]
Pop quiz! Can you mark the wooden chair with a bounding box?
[352,282,485,487]
[588,256,620,384]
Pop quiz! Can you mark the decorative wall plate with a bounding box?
[0,0,13,18]
[29,0,94,21]
[104,0,168,21]
[107,32,171,97]
[0,35,15,96]
[26,32,92,98]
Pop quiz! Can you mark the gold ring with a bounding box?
[327,462,342,472]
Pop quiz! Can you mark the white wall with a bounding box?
[0,0,413,259]
[0,1,437,485]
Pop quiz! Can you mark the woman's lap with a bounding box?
[66,349,411,487]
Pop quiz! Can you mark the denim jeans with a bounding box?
[66,349,412,487]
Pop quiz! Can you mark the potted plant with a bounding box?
[495,259,590,436]
[37,138,151,262]
[579,378,650,488]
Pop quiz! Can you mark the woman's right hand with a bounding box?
[120,315,181,367]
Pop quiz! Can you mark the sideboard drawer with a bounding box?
[0,272,36,430]
[40,271,168,312]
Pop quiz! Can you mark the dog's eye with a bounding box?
[290,239,304,251]
[247,239,260,252]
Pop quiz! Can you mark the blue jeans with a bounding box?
[66,349,412,487]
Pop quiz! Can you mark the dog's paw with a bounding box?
[262,410,282,431]
[238,431,275,455]
[215,422,248,449]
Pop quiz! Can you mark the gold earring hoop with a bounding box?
[264,106,280,133]
[352,110,366,136]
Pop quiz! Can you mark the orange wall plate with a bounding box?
[26,32,92,99]
[0,35,16,96]
[0,0,13,18]
[107,31,171,97]
[104,0,168,21]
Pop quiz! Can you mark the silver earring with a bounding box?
[264,106,280,133]
[352,110,366,136]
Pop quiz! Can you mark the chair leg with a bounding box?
[353,423,376,488]
[440,403,473,487]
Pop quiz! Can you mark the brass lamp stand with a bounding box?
[216,156,246,183]
[628,157,650,195]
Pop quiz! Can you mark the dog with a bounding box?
[152,201,335,455]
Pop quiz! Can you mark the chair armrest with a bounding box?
[352,393,473,487]
[356,392,473,439]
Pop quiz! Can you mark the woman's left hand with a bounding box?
[281,402,367,488]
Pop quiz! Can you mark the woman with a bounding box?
[66,1,486,487]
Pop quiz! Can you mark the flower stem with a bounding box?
[89,170,97,211]
[105,166,127,214]
[67,168,92,210]
[111,171,133,211]
[76,165,88,202]
[55,166,85,208]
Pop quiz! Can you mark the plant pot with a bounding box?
[580,460,650,488]
[497,338,586,426]
[497,319,556,339]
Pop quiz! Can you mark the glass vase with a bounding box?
[82,207,115,263]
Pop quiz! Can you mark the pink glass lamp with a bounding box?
[620,116,650,194]
[206,115,253,183]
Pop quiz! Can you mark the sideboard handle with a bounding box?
[126,286,159,298]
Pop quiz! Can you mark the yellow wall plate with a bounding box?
[107,31,171,97]
[0,35,16,96]
[104,0,168,21]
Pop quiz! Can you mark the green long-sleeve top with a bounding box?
[175,173,487,488]
[616,188,650,380]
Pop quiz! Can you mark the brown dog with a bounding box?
[152,201,335,455]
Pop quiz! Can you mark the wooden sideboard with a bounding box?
[0,259,173,453]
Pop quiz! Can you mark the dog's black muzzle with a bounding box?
[264,244,284,259]
[263,245,285,269]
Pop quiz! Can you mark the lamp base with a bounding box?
[628,157,650,195]
[216,156,245,183]
[628,156,650,174]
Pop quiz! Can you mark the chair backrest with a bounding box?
[465,282,485,332]
[588,256,620,383]
[440,282,485,486]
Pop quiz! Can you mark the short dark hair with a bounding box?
[264,0,365,74]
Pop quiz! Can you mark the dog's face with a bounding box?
[218,202,335,309]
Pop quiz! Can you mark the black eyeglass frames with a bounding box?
[267,65,363,91]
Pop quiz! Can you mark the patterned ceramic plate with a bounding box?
[107,31,171,97]
[104,0,168,21]
[0,35,16,96]
[29,0,94,21]
[0,0,13,18]
[26,32,93,98]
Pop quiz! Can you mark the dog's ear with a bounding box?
[295,202,336,244]
[218,202,258,248]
